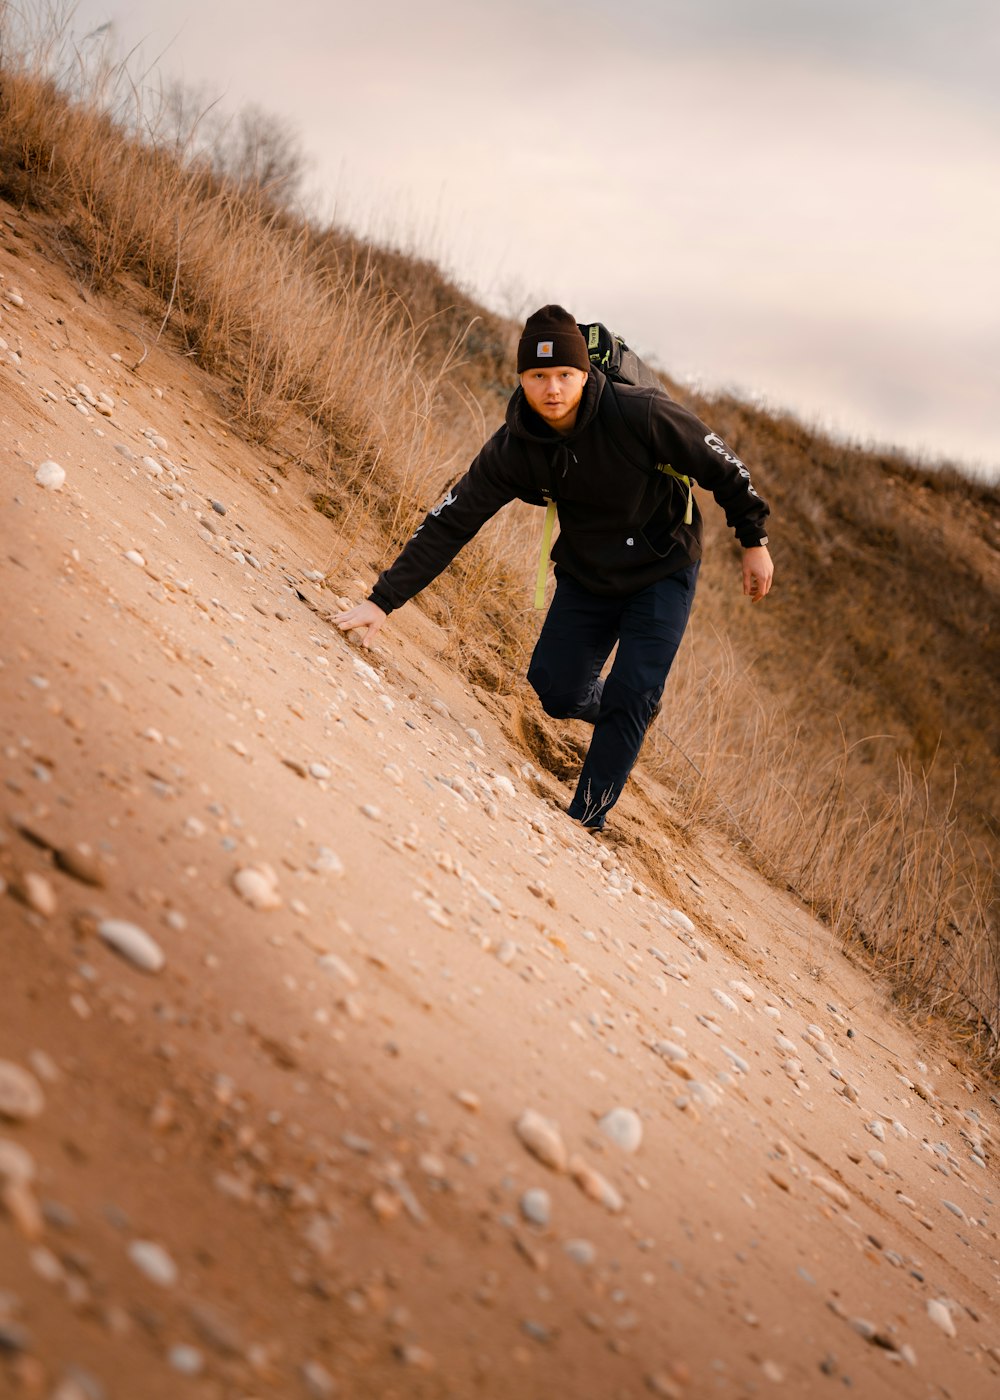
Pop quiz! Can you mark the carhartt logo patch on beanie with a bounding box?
[517,305,590,374]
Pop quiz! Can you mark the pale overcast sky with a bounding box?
[60,0,1000,478]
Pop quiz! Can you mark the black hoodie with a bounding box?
[368,368,769,614]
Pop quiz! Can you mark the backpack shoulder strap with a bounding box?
[519,438,557,500]
[600,379,653,473]
[534,500,558,609]
[601,381,694,525]
[515,437,559,609]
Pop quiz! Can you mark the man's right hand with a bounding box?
[334,600,387,648]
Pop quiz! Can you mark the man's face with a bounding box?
[519,366,589,432]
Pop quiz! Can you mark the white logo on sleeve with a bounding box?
[414,485,458,535]
[537,340,554,358]
[704,432,759,497]
[430,487,457,517]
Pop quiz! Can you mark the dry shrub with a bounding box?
[682,388,1000,823]
[0,5,442,481]
[649,631,999,1065]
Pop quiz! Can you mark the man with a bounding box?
[336,305,773,831]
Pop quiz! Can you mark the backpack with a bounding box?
[531,322,694,608]
[577,321,663,391]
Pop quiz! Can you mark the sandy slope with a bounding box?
[1,205,998,1400]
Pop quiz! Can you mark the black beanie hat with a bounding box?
[517,304,591,374]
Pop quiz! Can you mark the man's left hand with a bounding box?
[742,545,774,603]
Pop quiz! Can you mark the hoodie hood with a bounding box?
[505,366,605,444]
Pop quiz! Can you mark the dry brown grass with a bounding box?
[648,631,999,1064]
[0,4,448,480]
[2,4,995,1068]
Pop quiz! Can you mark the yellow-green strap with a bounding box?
[534,499,558,609]
[656,463,694,525]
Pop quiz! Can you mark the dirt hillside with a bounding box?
[2,205,999,1400]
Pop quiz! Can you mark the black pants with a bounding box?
[527,562,699,829]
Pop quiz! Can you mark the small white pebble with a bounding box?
[128,1239,178,1287]
[168,1344,204,1375]
[926,1298,956,1338]
[34,460,65,490]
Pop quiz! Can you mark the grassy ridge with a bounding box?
[1,8,996,1064]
